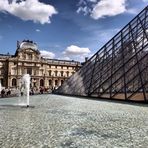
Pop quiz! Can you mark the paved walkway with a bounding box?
[0,94,148,148]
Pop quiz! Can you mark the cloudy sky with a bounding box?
[0,0,147,61]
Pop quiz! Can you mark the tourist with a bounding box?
[40,87,44,94]
[30,88,34,95]
[5,88,8,95]
[7,89,11,96]
[1,89,5,98]
[32,88,34,95]
[21,91,23,96]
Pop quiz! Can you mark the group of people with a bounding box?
[39,86,58,94]
[39,87,52,94]
[21,87,48,95]
[0,86,58,98]
[1,88,11,98]
[20,87,35,96]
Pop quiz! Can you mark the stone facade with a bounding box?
[0,40,81,90]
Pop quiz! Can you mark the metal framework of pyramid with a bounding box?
[57,6,148,102]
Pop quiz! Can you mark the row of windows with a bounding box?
[17,54,76,70]
[11,68,74,77]
[40,79,64,86]
[11,78,64,87]
[40,65,75,70]
[48,70,74,77]
[19,53,38,61]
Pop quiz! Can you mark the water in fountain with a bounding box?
[20,74,30,107]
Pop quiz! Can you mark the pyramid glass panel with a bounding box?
[57,6,148,102]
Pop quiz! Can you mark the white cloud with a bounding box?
[40,50,55,59]
[91,0,126,19]
[0,0,57,24]
[60,56,71,60]
[143,0,148,2]
[77,0,140,19]
[126,8,139,15]
[64,45,91,55]
[36,29,40,32]
[62,45,91,61]
[76,6,90,15]
[89,0,97,2]
[78,0,87,5]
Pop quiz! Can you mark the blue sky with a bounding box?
[0,0,147,61]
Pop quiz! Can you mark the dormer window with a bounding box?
[28,54,32,60]
[49,70,51,76]
[23,54,26,60]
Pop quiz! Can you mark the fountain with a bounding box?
[20,74,30,107]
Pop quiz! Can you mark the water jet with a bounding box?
[20,74,30,107]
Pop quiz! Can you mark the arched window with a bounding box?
[66,71,69,77]
[12,78,17,87]
[61,71,63,77]
[0,78,4,87]
[55,80,58,86]
[40,79,44,87]
[61,80,64,85]
[49,80,52,86]
[55,71,58,77]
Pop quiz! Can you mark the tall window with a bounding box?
[23,54,26,60]
[49,70,51,76]
[11,68,16,75]
[61,80,64,85]
[34,69,36,75]
[12,78,17,87]
[55,71,58,77]
[40,79,44,87]
[61,71,63,77]
[55,80,58,86]
[40,70,44,76]
[28,54,32,60]
[66,71,69,77]
[27,68,32,75]
[49,80,52,86]
[0,78,4,86]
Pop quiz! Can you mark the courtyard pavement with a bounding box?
[0,94,148,148]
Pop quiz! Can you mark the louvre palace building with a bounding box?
[0,40,81,90]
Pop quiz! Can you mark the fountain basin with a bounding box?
[0,94,148,147]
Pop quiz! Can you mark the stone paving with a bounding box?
[0,94,148,148]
